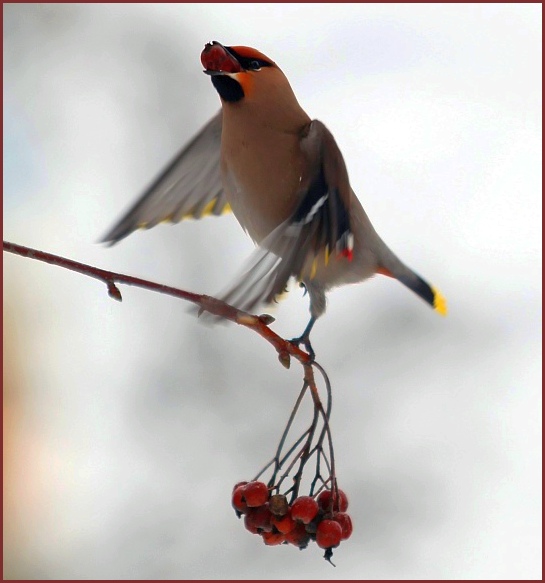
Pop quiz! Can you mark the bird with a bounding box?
[102,41,447,357]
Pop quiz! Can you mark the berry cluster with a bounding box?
[232,480,353,562]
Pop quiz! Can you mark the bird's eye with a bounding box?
[249,60,261,71]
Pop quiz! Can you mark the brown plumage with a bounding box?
[102,41,446,353]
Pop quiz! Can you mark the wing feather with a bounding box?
[101,110,226,244]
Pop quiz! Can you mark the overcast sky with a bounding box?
[4,3,541,579]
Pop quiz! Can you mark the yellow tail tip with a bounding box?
[432,287,448,316]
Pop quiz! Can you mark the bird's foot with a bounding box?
[289,315,317,360]
[289,333,315,361]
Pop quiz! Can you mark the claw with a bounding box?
[289,316,317,360]
[289,335,315,360]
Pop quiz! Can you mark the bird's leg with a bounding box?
[290,316,317,360]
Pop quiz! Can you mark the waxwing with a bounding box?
[102,41,447,355]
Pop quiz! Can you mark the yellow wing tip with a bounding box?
[309,257,318,280]
[152,201,232,225]
[432,287,448,316]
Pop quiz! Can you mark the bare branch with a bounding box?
[3,240,312,366]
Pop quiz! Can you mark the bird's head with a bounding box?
[201,41,310,131]
[201,41,281,103]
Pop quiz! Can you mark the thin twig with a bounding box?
[5,239,341,502]
[3,240,313,366]
[255,381,309,487]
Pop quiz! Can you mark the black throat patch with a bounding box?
[211,75,244,103]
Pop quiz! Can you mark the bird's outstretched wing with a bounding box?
[212,120,354,315]
[101,110,229,244]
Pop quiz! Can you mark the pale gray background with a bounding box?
[3,3,541,579]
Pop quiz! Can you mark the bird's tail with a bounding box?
[377,257,447,316]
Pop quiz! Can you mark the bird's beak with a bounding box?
[201,41,243,76]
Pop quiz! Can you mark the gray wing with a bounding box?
[210,120,354,316]
[216,220,314,314]
[101,110,228,244]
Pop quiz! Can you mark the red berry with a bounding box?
[316,519,343,549]
[232,484,249,514]
[284,522,310,549]
[271,511,296,534]
[261,531,286,546]
[201,43,242,74]
[244,505,273,534]
[332,512,353,540]
[290,496,319,524]
[243,481,269,507]
[317,488,349,513]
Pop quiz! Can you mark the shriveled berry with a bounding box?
[304,512,323,534]
[268,493,289,517]
[316,519,342,549]
[317,488,349,513]
[332,512,353,540]
[261,531,286,546]
[244,505,273,534]
[271,511,296,534]
[232,484,249,515]
[284,522,310,549]
[243,481,269,507]
[290,496,319,524]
